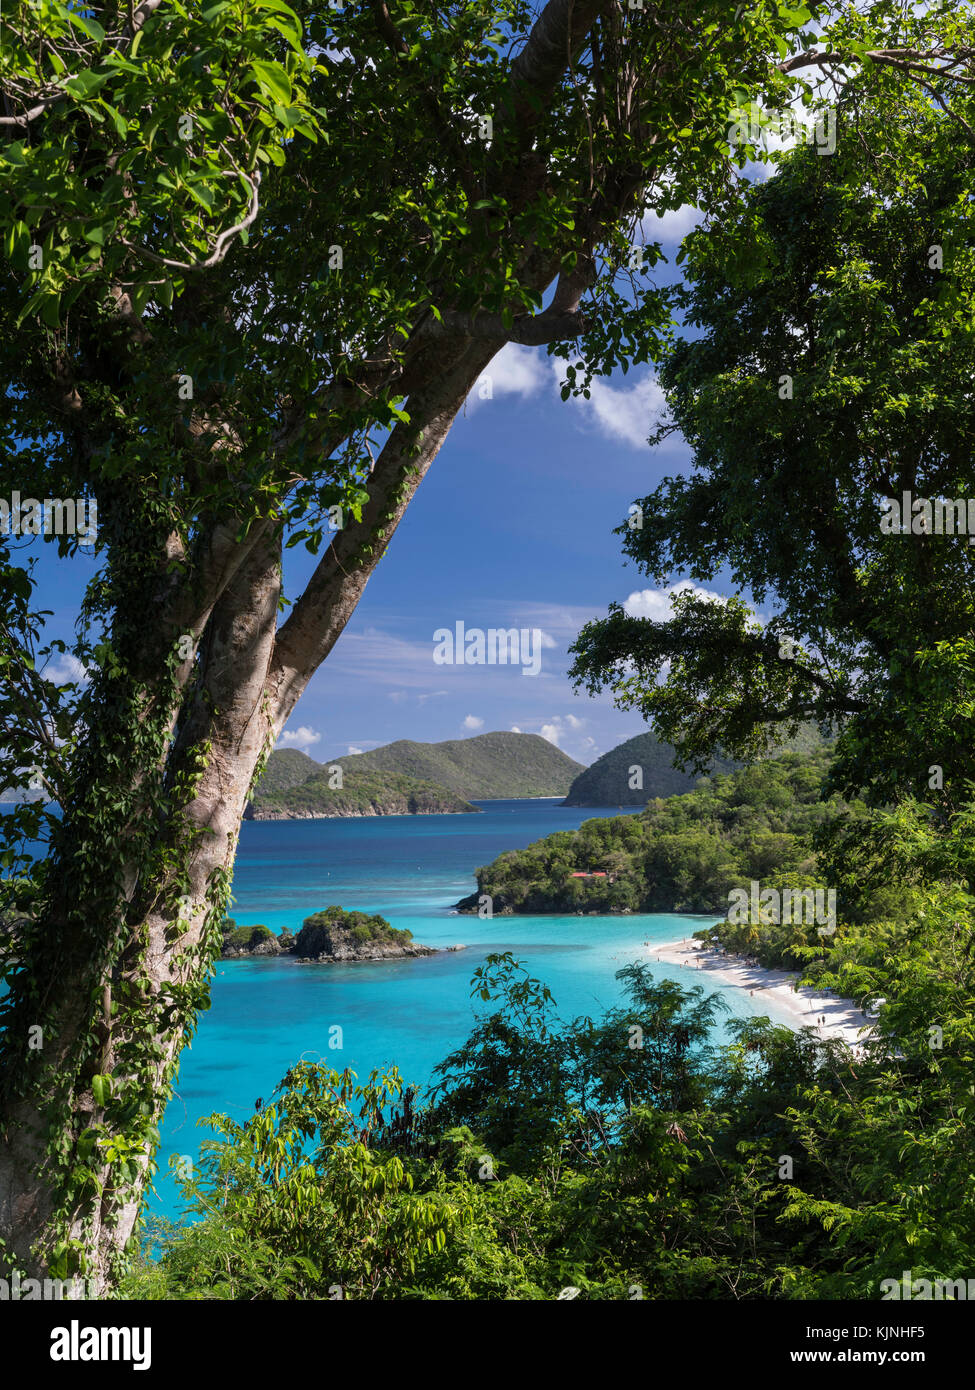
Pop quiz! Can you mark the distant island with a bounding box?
[562,731,739,806]
[221,906,441,963]
[246,731,585,819]
[560,725,827,807]
[457,746,856,916]
[248,768,478,820]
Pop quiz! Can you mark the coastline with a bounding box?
[247,807,480,821]
[650,936,874,1047]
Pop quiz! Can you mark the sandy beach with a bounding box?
[650,937,874,1048]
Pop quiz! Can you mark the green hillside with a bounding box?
[563,724,828,807]
[563,731,738,806]
[252,749,322,797]
[248,767,477,819]
[343,731,584,799]
[462,747,861,916]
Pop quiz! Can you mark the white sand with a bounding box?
[649,937,874,1048]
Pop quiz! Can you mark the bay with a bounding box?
[153,798,794,1220]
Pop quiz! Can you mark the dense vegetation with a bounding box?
[329,733,583,801]
[218,908,420,960]
[116,78,975,1302]
[294,907,414,951]
[220,921,277,953]
[248,732,583,817]
[562,725,826,806]
[468,748,856,915]
[562,730,738,806]
[8,0,780,1283]
[124,855,975,1300]
[248,768,478,819]
[250,751,323,799]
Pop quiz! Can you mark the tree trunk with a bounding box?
[0,336,501,1293]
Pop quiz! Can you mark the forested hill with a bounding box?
[246,769,478,820]
[342,732,584,799]
[562,725,828,807]
[252,731,583,807]
[461,748,859,915]
[248,732,584,817]
[253,749,323,797]
[563,731,739,805]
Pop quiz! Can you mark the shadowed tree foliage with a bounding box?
[570,73,975,813]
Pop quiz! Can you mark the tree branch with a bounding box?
[417,303,588,345]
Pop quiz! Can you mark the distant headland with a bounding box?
[245,731,584,819]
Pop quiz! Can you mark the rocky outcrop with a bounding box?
[291,907,435,963]
[220,922,287,958]
[220,907,441,963]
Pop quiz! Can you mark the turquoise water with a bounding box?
[153,799,792,1220]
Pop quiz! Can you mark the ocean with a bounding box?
[152,798,794,1220]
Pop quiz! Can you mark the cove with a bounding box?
[152,798,796,1221]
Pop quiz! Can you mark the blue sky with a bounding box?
[27,201,738,769]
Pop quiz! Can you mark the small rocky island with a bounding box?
[220,906,440,964]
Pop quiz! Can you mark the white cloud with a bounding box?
[623,580,728,622]
[537,713,587,748]
[44,653,89,686]
[499,714,602,764]
[347,744,364,755]
[508,602,602,641]
[642,203,702,243]
[467,331,666,450]
[552,362,664,449]
[471,342,548,406]
[333,627,446,688]
[462,714,485,731]
[277,725,322,753]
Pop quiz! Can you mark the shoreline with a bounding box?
[650,936,874,1047]
[246,808,480,821]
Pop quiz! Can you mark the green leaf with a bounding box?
[60,280,89,314]
[65,11,106,42]
[66,69,111,99]
[250,60,292,106]
[39,294,62,329]
[264,17,305,56]
[102,104,129,138]
[92,1074,113,1107]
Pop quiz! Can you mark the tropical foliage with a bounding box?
[469,747,859,917]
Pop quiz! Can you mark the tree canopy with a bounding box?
[570,68,975,811]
